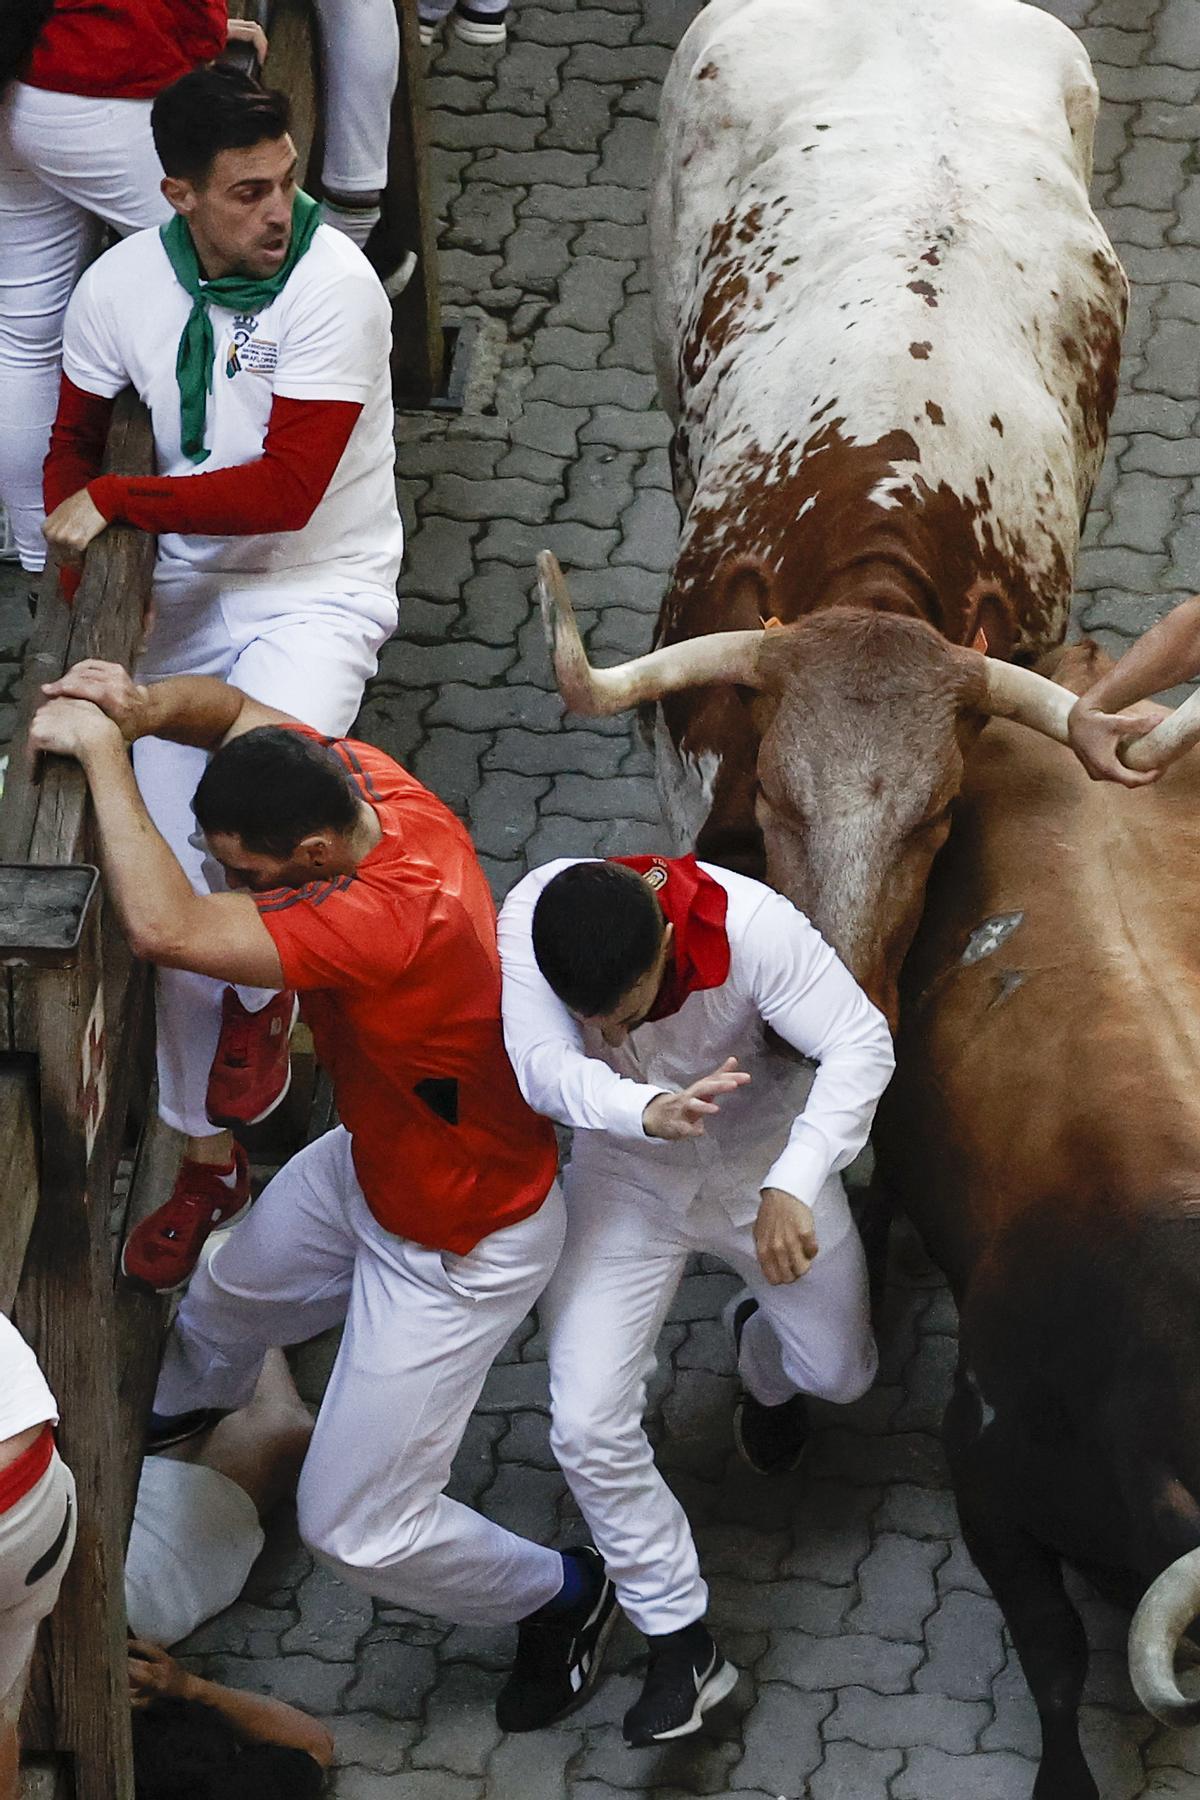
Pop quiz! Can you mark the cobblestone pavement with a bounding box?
[3,0,1200,1794]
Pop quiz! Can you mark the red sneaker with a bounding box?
[121,1145,251,1293]
[205,987,298,1128]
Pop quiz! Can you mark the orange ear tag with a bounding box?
[971,626,989,654]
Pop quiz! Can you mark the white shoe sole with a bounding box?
[453,16,507,43]
[629,1657,740,1744]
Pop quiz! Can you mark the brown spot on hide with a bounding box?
[925,401,945,426]
[910,342,932,359]
[766,271,781,290]
[990,414,1004,436]
[697,60,718,79]
[736,203,765,244]
[921,248,940,266]
[907,280,938,307]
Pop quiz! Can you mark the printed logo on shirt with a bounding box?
[225,313,258,379]
[641,863,669,892]
[240,337,279,375]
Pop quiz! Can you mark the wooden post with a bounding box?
[0,394,160,1800]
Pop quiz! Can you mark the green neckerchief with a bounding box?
[160,190,322,464]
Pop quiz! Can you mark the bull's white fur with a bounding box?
[654,713,722,851]
[651,0,1127,649]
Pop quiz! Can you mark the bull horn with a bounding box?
[537,551,766,717]
[1128,1547,1200,1725]
[1120,686,1200,773]
[976,656,1077,742]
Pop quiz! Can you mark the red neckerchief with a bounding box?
[609,854,731,1022]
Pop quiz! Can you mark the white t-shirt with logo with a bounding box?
[62,223,404,597]
[0,1315,57,1442]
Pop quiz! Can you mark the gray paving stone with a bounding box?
[341,1635,439,1718]
[893,1745,1040,1800]
[281,1565,375,1661]
[612,488,678,569]
[848,1532,947,1641]
[733,1683,831,1791]
[327,1711,417,1772]
[486,40,570,116]
[594,116,660,189]
[916,1588,1007,1702]
[568,43,674,83]
[435,109,541,151]
[544,79,618,152]
[532,325,613,369]
[547,256,633,331]
[486,1730,578,1800]
[540,771,660,820]
[428,681,564,732]
[410,1662,503,1776]
[809,1742,906,1799]
[333,1772,482,1800]
[423,471,555,525]
[826,1687,991,1754]
[522,6,636,47]
[760,1628,923,1692]
[524,183,648,225]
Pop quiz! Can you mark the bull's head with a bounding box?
[538,552,1200,1024]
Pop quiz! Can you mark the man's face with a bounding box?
[204,829,314,894]
[583,925,674,1047]
[165,135,298,279]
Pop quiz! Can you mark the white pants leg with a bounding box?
[541,1177,700,1636]
[0,1451,77,1725]
[544,1170,877,1636]
[133,577,398,1139]
[695,1188,878,1408]
[0,85,169,571]
[157,1127,567,1623]
[312,0,400,194]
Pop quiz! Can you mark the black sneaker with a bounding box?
[623,1624,738,1746]
[145,1407,226,1453]
[495,1546,618,1732]
[724,1291,811,1476]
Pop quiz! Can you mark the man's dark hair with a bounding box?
[152,64,291,183]
[192,728,359,859]
[132,1698,323,1800]
[532,862,665,1017]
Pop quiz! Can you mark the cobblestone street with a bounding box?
[3,0,1200,1793]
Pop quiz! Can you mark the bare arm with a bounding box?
[27,701,285,985]
[40,661,297,749]
[129,1642,333,1768]
[1068,596,1200,785]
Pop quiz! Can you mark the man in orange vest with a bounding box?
[30,659,617,1732]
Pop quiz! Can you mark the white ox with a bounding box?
[541,0,1128,1020]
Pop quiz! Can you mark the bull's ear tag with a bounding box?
[760,615,785,630]
[971,626,989,654]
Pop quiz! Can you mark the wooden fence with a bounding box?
[0,6,437,1790]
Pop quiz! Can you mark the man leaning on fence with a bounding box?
[38,61,403,1294]
[29,660,622,1733]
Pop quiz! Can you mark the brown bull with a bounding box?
[874,644,1200,1800]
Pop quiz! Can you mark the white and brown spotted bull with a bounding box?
[875,651,1200,1800]
[539,0,1128,1022]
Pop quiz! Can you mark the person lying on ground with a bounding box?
[129,1638,332,1799]
[126,1346,313,1649]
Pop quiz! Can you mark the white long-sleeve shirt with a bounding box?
[498,860,895,1238]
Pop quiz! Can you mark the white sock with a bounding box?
[323,199,381,249]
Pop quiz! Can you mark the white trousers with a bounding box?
[155,1127,566,1623]
[0,1450,76,1724]
[313,0,400,194]
[134,573,397,1139]
[542,1171,877,1635]
[0,84,169,572]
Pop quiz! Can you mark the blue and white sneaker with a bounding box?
[495,1546,618,1731]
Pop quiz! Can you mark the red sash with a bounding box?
[609,854,731,1021]
[0,1424,54,1516]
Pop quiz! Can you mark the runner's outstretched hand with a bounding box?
[642,1057,750,1140]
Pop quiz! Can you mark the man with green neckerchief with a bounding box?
[41,63,403,1293]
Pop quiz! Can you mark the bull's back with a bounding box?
[653,0,1126,654]
[879,719,1200,1289]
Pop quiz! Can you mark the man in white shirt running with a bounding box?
[39,64,404,1292]
[498,852,895,1748]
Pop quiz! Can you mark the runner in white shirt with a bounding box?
[39,65,404,1292]
[0,1317,76,1800]
[498,853,895,1748]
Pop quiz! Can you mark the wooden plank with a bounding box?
[14,937,135,1800]
[383,0,443,405]
[0,395,155,868]
[0,1062,38,1314]
[112,1111,178,1543]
